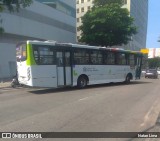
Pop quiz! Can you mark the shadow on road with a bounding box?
[28,80,152,95]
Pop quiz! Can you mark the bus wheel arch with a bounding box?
[125,73,132,84]
[77,74,89,88]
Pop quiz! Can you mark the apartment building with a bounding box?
[148,48,160,58]
[76,0,94,41]
[0,0,76,80]
[76,0,148,51]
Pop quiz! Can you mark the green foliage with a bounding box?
[0,5,3,33]
[79,3,137,47]
[148,57,160,68]
[0,5,3,12]
[94,0,124,6]
[0,0,32,33]
[2,0,33,12]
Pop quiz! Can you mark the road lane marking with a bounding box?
[78,97,89,101]
[140,99,160,127]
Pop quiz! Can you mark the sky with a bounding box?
[146,0,160,48]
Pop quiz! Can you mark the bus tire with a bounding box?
[125,74,131,84]
[77,76,87,89]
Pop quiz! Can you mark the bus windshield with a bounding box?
[16,43,27,62]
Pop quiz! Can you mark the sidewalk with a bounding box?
[0,82,11,88]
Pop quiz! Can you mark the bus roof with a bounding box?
[26,40,143,55]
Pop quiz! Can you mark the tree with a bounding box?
[79,3,137,47]
[0,0,32,33]
[0,4,3,33]
[94,0,124,6]
[1,0,32,12]
[148,57,160,68]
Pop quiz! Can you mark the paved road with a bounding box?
[0,78,160,141]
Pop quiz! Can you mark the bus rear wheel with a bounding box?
[77,76,87,89]
[125,75,131,84]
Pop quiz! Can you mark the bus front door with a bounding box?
[56,51,72,86]
[135,56,142,79]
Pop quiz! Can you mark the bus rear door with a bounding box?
[56,51,72,86]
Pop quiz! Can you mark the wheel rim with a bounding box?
[80,78,86,87]
[126,76,130,83]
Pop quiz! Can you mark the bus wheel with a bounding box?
[125,75,131,84]
[77,76,87,88]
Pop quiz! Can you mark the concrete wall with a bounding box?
[0,43,16,79]
[1,1,76,42]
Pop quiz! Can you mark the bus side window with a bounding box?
[115,53,120,65]
[121,53,126,65]
[97,51,103,64]
[33,45,55,65]
[73,50,80,64]
[126,54,129,65]
[90,51,97,64]
[115,53,126,65]
[65,52,71,66]
[85,50,90,64]
[58,58,63,66]
[56,52,63,66]
[107,52,115,65]
[103,52,108,64]
[74,49,89,65]
[90,51,103,65]
[129,54,135,67]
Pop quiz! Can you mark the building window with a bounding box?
[81,7,84,12]
[77,27,80,31]
[123,0,127,4]
[81,0,84,3]
[77,8,79,13]
[77,36,80,40]
[88,6,91,10]
[77,0,79,4]
[77,18,79,22]
[87,0,90,2]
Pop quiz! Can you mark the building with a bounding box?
[122,0,148,51]
[148,48,160,58]
[76,0,94,40]
[0,0,76,80]
[76,0,148,51]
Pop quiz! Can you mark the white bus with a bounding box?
[16,40,143,88]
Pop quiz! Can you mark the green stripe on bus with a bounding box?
[26,43,36,66]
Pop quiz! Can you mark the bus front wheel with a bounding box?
[77,76,87,89]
